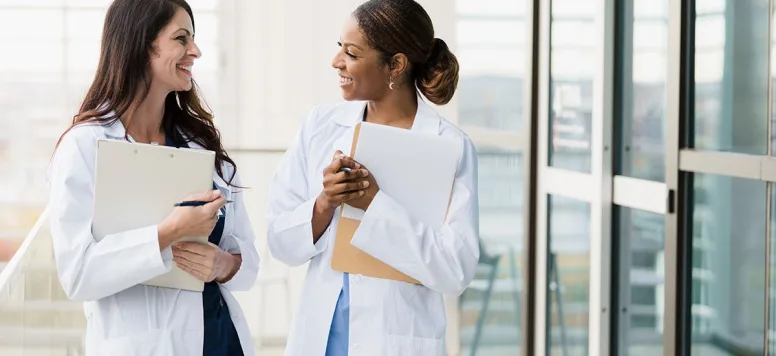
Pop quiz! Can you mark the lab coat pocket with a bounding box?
[91,329,173,356]
[386,334,444,356]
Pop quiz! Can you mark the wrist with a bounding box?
[216,253,241,284]
[157,221,180,249]
[314,195,336,216]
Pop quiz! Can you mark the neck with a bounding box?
[366,88,418,129]
[122,84,169,140]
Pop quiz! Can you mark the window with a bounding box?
[0,0,221,262]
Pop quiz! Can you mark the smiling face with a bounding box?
[149,7,201,92]
[331,16,393,101]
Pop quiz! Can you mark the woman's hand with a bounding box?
[157,190,226,250]
[344,160,379,211]
[315,150,371,213]
[172,242,240,283]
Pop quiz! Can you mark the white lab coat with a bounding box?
[47,118,260,356]
[267,97,480,356]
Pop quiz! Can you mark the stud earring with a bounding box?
[389,76,395,90]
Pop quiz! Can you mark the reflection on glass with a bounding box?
[547,196,590,355]
[694,0,768,154]
[618,0,667,182]
[617,207,665,355]
[691,174,765,355]
[771,184,776,354]
[456,0,525,132]
[456,1,526,354]
[549,0,595,173]
[772,4,776,151]
[460,149,523,355]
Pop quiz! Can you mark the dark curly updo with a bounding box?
[353,0,460,105]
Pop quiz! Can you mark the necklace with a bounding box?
[126,127,160,145]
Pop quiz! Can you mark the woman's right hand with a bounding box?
[315,150,370,214]
[157,190,227,250]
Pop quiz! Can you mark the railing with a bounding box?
[0,208,87,356]
[0,148,294,356]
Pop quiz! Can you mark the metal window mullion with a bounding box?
[589,0,616,354]
[533,0,553,353]
[663,0,689,354]
[765,0,774,353]
[520,0,541,355]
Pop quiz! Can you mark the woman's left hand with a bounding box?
[345,162,379,211]
[172,242,240,283]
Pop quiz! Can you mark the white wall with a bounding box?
[215,0,461,353]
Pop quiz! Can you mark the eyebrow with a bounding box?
[340,41,363,51]
[176,28,194,37]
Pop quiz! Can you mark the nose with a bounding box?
[331,51,344,70]
[188,40,202,59]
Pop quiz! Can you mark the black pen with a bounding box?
[174,200,234,207]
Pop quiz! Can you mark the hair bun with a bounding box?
[417,38,459,105]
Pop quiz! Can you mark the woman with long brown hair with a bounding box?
[267,1,480,355]
[47,1,258,355]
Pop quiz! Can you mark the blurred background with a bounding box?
[2,0,776,355]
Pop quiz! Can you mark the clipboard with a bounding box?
[92,139,215,291]
[330,122,461,284]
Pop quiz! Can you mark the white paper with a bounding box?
[349,122,462,228]
[342,204,366,220]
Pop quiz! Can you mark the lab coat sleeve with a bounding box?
[219,171,260,291]
[350,135,480,295]
[267,108,328,267]
[48,128,173,301]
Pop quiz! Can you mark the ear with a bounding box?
[388,53,410,78]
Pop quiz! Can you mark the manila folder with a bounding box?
[330,122,462,284]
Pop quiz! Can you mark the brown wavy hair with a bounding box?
[55,0,237,185]
[353,0,460,105]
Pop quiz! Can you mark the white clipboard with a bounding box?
[92,139,215,291]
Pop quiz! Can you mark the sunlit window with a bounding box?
[0,0,221,260]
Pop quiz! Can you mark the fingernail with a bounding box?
[359,190,365,196]
[363,181,369,188]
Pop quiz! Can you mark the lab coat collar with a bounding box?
[333,94,442,135]
[101,112,230,189]
[102,113,126,139]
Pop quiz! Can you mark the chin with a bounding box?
[178,82,193,92]
[340,89,364,102]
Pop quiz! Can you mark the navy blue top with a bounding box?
[165,133,243,356]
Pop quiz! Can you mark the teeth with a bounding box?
[177,65,192,71]
[340,77,352,84]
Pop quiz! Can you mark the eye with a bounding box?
[176,35,187,44]
[337,42,357,59]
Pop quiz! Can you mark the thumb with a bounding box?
[333,150,345,160]
[184,189,221,203]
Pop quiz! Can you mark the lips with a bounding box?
[339,75,353,85]
[176,63,193,76]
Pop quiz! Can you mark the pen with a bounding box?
[174,200,234,207]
